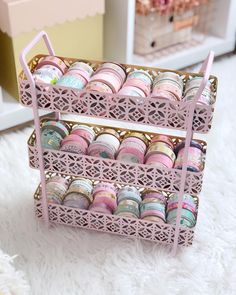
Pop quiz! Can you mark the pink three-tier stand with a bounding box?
[19,31,217,255]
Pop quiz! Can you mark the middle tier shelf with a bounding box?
[27,119,206,195]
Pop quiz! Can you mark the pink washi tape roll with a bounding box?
[36,55,68,74]
[97,62,126,84]
[145,153,174,168]
[93,182,117,195]
[89,202,112,214]
[71,125,96,145]
[151,89,177,101]
[123,78,150,96]
[86,81,113,93]
[96,129,120,152]
[117,146,145,164]
[92,194,117,212]
[118,85,146,97]
[88,141,116,159]
[69,61,94,76]
[66,69,90,83]
[90,72,122,93]
[60,134,88,154]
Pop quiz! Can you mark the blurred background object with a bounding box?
[0,0,104,130]
[104,0,236,68]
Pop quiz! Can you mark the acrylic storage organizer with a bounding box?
[135,0,211,56]
[19,31,218,254]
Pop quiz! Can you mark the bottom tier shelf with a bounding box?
[34,201,195,247]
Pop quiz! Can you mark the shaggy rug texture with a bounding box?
[0,54,236,295]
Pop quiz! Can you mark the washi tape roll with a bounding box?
[56,71,88,90]
[46,176,68,204]
[167,208,196,228]
[97,62,126,84]
[86,81,113,93]
[36,55,67,75]
[174,140,204,172]
[96,129,120,151]
[60,134,88,154]
[88,141,117,159]
[71,125,96,145]
[69,61,94,76]
[117,186,142,204]
[33,65,62,84]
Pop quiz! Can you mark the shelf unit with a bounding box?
[104,0,236,69]
[19,31,217,254]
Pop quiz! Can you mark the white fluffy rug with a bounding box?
[0,54,236,295]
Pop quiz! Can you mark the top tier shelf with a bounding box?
[19,54,218,134]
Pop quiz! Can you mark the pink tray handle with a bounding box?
[19,31,55,87]
[171,51,214,255]
[19,31,56,226]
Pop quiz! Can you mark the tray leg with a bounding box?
[19,31,57,225]
[171,51,214,255]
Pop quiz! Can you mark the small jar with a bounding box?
[35,55,68,75]
[152,71,183,101]
[174,140,204,172]
[46,176,68,204]
[90,182,117,214]
[140,198,166,223]
[117,132,147,164]
[63,178,93,209]
[60,134,88,154]
[117,186,142,204]
[114,199,140,219]
[71,125,96,145]
[41,121,69,150]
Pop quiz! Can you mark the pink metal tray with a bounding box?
[28,119,207,195]
[19,54,218,134]
[34,174,198,247]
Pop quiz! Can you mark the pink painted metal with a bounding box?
[19,31,216,253]
[19,79,214,133]
[27,133,205,195]
[34,200,195,246]
[19,31,57,225]
[171,51,214,255]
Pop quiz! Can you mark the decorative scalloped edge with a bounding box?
[0,0,105,37]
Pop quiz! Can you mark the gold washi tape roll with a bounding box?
[146,142,176,162]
